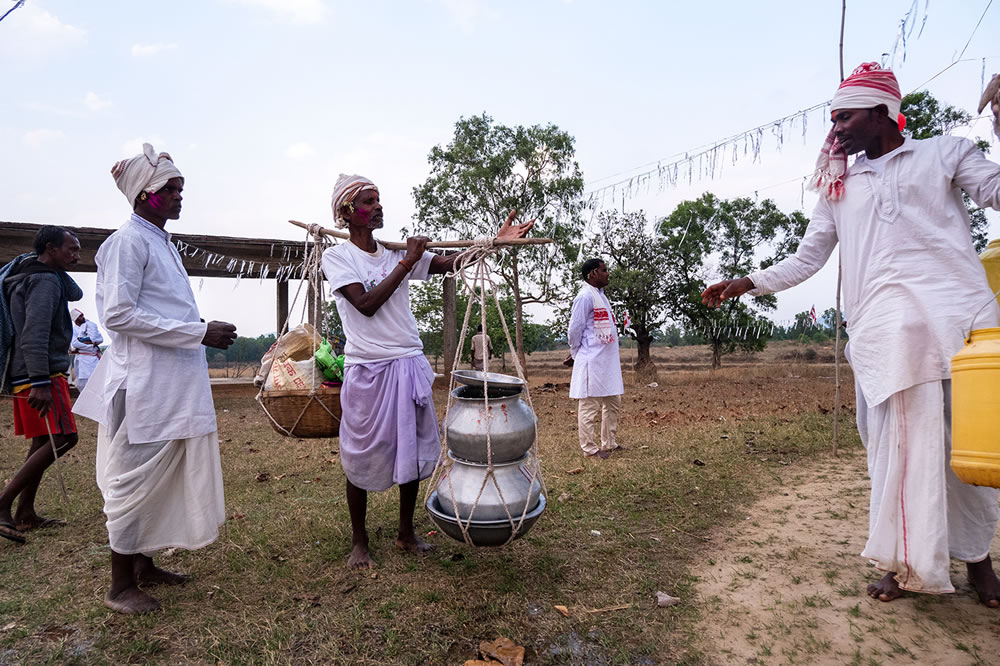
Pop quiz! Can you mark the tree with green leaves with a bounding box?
[901,90,991,251]
[584,209,673,375]
[658,193,809,369]
[407,278,529,372]
[412,113,585,370]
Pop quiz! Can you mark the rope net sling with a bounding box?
[424,237,547,546]
[255,225,341,437]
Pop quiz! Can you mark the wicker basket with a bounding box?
[259,386,341,438]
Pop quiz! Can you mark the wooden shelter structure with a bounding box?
[0,221,461,373]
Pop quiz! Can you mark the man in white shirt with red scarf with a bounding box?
[565,258,624,459]
[703,63,1000,607]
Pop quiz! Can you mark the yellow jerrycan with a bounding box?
[982,239,1000,309]
[951,327,1000,488]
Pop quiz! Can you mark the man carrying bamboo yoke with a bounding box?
[321,173,533,569]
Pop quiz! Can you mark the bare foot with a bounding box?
[134,564,190,587]
[104,586,162,615]
[867,572,904,602]
[395,533,433,554]
[348,542,376,569]
[967,556,1000,608]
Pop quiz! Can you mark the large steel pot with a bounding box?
[427,490,546,547]
[435,453,541,522]
[445,384,536,463]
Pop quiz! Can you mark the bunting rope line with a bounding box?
[172,238,308,283]
[423,238,550,546]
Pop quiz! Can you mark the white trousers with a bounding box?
[96,390,225,555]
[858,379,999,593]
[576,394,622,455]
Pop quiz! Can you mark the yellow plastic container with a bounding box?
[982,239,1000,309]
[951,327,1000,488]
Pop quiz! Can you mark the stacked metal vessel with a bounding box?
[426,371,545,546]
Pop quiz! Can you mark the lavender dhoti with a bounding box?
[339,354,440,491]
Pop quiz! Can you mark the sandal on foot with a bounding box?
[0,521,26,544]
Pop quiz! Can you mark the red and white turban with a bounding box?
[330,174,378,229]
[810,63,906,201]
[110,143,183,207]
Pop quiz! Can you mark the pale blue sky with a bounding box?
[2,0,998,337]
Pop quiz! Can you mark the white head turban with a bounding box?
[71,308,83,320]
[330,174,378,229]
[111,143,183,208]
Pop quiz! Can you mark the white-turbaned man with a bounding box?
[703,63,1000,607]
[321,173,533,569]
[74,144,237,614]
[69,308,102,390]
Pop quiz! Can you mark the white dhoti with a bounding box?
[858,379,999,593]
[73,353,100,390]
[96,390,225,554]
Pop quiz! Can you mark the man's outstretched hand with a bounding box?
[497,210,535,241]
[701,277,755,308]
[203,321,238,349]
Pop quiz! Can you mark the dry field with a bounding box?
[0,342,877,664]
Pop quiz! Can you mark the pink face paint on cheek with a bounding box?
[148,193,163,209]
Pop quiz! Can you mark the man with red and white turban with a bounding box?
[703,63,1000,607]
[321,173,534,569]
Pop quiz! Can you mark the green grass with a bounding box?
[0,363,862,665]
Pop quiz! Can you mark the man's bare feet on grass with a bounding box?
[104,586,161,615]
[967,556,1000,608]
[867,572,904,602]
[348,541,376,569]
[395,532,433,554]
[133,557,190,587]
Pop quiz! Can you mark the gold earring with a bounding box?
[140,191,148,201]
[345,202,355,214]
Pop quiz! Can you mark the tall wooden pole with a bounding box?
[276,280,289,335]
[443,275,457,375]
[833,0,847,456]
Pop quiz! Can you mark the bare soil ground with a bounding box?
[692,450,1000,666]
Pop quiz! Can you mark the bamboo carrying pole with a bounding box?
[288,220,553,250]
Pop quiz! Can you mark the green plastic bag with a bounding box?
[315,340,344,381]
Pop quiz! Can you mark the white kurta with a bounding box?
[73,214,214,443]
[568,285,624,399]
[748,136,1000,408]
[750,136,1000,592]
[70,319,103,388]
[72,214,224,554]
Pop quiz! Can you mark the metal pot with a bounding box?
[427,491,546,547]
[445,384,536,464]
[435,453,541,522]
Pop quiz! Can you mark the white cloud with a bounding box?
[22,129,64,148]
[434,0,499,33]
[84,92,112,111]
[0,5,86,59]
[131,42,179,57]
[285,141,315,159]
[120,137,167,156]
[222,0,328,24]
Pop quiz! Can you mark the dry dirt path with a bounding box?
[692,448,1000,666]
